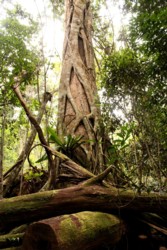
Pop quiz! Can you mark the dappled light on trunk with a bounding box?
[57,0,104,174]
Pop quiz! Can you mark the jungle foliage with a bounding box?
[100,0,167,191]
[0,0,166,195]
[0,1,167,249]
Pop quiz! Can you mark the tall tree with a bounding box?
[1,2,167,249]
[57,0,105,174]
[0,4,46,197]
[99,0,167,191]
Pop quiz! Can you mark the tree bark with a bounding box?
[0,122,4,199]
[3,92,52,196]
[0,233,23,249]
[12,84,57,189]
[0,248,21,250]
[57,0,104,174]
[0,182,166,232]
[0,96,6,199]
[22,212,124,250]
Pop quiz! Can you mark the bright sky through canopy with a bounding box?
[16,0,64,58]
[14,0,128,55]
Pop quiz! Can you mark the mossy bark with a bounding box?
[22,212,123,250]
[0,183,166,232]
[0,247,22,250]
[0,233,23,249]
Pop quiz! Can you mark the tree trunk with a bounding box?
[22,212,123,250]
[12,85,57,190]
[57,0,104,174]
[3,92,52,196]
[0,182,166,232]
[0,97,6,199]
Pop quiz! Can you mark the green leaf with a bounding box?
[36,153,48,163]
[120,144,129,150]
[113,139,122,144]
[47,127,63,146]
[116,132,124,138]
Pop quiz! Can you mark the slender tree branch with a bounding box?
[12,83,54,185]
[81,166,113,187]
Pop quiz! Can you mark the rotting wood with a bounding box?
[22,211,124,250]
[0,233,23,249]
[0,247,22,250]
[0,183,166,232]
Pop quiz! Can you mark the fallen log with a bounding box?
[0,233,23,249]
[22,211,124,250]
[0,183,166,232]
[0,247,21,250]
